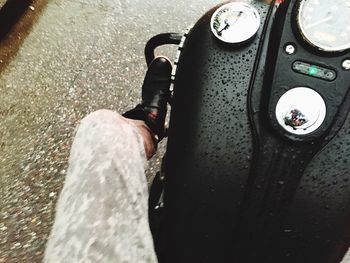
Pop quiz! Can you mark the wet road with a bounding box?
[2,1,349,262]
[0,0,221,262]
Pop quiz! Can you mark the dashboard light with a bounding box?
[309,67,318,75]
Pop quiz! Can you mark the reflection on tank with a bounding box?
[284,108,309,129]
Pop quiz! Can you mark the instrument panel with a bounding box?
[297,0,350,52]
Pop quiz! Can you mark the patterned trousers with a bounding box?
[43,109,157,263]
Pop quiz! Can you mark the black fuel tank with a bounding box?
[160,1,350,262]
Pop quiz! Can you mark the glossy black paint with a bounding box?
[150,1,350,262]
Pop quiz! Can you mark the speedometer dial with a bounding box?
[297,0,350,52]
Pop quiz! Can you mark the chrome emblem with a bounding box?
[284,108,309,129]
[210,2,261,44]
[275,87,326,135]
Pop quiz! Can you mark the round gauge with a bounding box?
[297,0,350,52]
[210,2,261,44]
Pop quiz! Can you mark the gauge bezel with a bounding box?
[210,2,261,44]
[296,0,350,53]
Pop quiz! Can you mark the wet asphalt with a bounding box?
[3,1,349,262]
[0,0,221,262]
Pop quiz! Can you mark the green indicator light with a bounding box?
[309,67,318,75]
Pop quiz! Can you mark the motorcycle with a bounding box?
[146,0,350,262]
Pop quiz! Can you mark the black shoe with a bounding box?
[123,56,172,141]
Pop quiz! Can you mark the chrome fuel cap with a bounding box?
[210,2,260,44]
[275,87,326,135]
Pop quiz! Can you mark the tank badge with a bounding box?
[275,87,326,135]
[210,2,261,44]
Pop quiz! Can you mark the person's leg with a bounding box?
[44,56,172,262]
[43,109,158,263]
